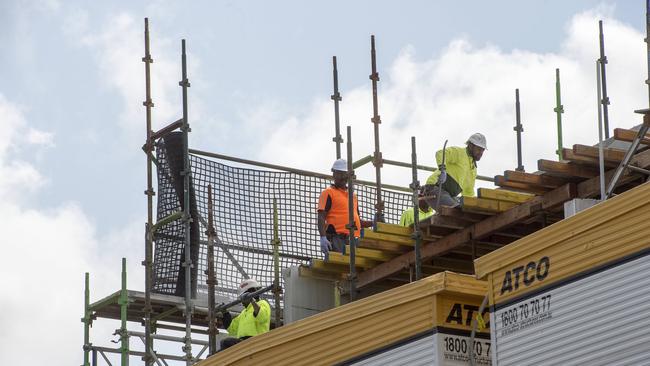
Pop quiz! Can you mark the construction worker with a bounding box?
[399,190,435,226]
[318,159,373,256]
[423,133,487,209]
[219,279,271,350]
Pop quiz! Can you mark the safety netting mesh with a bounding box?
[152,132,413,303]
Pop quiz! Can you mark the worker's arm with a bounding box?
[317,210,328,237]
[255,300,271,326]
[251,298,261,317]
[435,146,460,166]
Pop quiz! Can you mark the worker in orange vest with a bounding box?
[317,159,373,256]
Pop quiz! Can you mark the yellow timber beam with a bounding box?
[477,188,535,203]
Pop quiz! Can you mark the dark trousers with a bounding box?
[219,336,251,351]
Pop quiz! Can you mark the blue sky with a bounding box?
[0,1,648,364]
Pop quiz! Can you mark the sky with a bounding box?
[0,0,648,364]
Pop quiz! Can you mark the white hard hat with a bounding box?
[467,133,487,150]
[331,159,348,172]
[238,278,261,296]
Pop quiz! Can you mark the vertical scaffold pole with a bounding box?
[142,17,155,366]
[599,20,611,139]
[646,0,650,107]
[119,258,129,366]
[206,185,217,355]
[179,39,194,366]
[369,35,385,222]
[346,126,358,301]
[331,56,343,159]
[596,60,606,201]
[83,272,91,366]
[272,198,282,327]
[554,68,564,161]
[514,89,524,172]
[410,137,422,280]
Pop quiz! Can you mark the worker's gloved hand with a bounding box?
[320,236,332,254]
[241,292,253,304]
[438,166,447,185]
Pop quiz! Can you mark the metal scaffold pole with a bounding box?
[554,68,564,161]
[206,185,217,355]
[599,20,611,139]
[514,89,524,172]
[369,35,385,222]
[272,198,282,327]
[179,39,194,366]
[596,60,606,201]
[119,258,129,366]
[409,137,422,280]
[142,17,155,366]
[346,126,358,301]
[331,56,343,159]
[83,272,91,366]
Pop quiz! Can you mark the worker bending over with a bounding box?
[220,279,271,350]
[399,190,435,226]
[318,159,373,256]
[423,133,487,209]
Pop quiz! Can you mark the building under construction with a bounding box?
[82,3,650,365]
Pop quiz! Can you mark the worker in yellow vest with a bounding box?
[399,190,435,226]
[423,133,487,209]
[220,279,271,350]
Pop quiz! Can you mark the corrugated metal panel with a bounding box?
[349,333,436,366]
[198,272,488,366]
[473,182,650,306]
[491,252,650,365]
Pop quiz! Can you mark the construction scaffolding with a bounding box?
[82,5,650,364]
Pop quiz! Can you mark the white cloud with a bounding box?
[0,94,144,365]
[64,11,202,144]
[255,10,646,190]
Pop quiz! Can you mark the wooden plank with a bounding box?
[573,144,625,162]
[298,265,346,281]
[363,230,414,246]
[436,206,487,222]
[614,127,650,145]
[310,260,350,274]
[357,238,409,253]
[477,187,535,203]
[374,222,412,237]
[461,196,518,213]
[538,159,599,178]
[577,147,650,198]
[356,183,576,288]
[327,252,379,269]
[561,148,617,168]
[346,245,397,262]
[495,175,552,195]
[419,214,471,230]
[503,170,567,189]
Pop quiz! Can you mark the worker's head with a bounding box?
[331,159,349,188]
[417,189,430,211]
[466,133,487,161]
[238,278,261,306]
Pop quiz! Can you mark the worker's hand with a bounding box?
[320,236,332,254]
[241,292,253,304]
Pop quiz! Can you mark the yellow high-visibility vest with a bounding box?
[399,207,435,227]
[426,146,477,197]
[227,299,271,338]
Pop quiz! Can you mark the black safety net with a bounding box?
[152,132,413,302]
